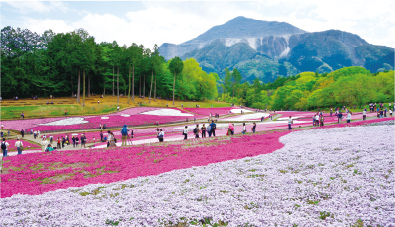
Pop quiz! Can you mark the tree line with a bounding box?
[220,66,394,110]
[1,26,218,104]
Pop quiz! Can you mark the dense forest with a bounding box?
[0,27,218,103]
[220,66,394,110]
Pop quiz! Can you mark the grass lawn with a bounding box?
[0,96,230,119]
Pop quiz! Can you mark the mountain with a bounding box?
[159,16,394,83]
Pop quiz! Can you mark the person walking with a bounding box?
[42,138,49,152]
[121,125,129,146]
[56,137,61,149]
[33,130,37,139]
[7,130,10,137]
[346,112,352,123]
[100,131,103,142]
[194,124,200,138]
[72,136,76,148]
[49,135,53,144]
[158,129,164,142]
[183,126,188,140]
[210,120,217,137]
[201,124,206,138]
[1,138,9,157]
[15,138,23,155]
[330,108,333,117]
[81,134,87,148]
[207,124,212,137]
[252,123,256,133]
[363,108,367,120]
[21,112,24,119]
[288,116,293,130]
[21,129,24,138]
[379,109,384,118]
[320,115,324,127]
[384,107,387,117]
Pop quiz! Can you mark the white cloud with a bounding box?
[5,1,69,13]
[23,18,74,34]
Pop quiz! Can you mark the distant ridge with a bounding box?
[159,16,394,82]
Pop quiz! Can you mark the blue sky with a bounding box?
[1,1,394,48]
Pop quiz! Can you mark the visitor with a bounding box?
[100,131,103,142]
[117,106,120,112]
[121,125,129,146]
[80,134,86,148]
[315,114,320,126]
[130,130,134,138]
[76,136,79,147]
[320,115,324,127]
[15,138,23,155]
[98,100,100,104]
[72,136,76,148]
[21,129,24,138]
[252,123,256,133]
[183,126,188,140]
[33,130,37,139]
[1,124,3,130]
[100,124,102,130]
[0,132,3,138]
[21,112,24,119]
[312,115,316,126]
[49,135,53,144]
[158,129,164,142]
[42,138,49,152]
[156,128,160,142]
[288,116,293,130]
[46,144,54,152]
[62,137,66,148]
[389,109,393,116]
[330,108,333,117]
[242,123,246,134]
[346,112,352,123]
[363,109,367,120]
[65,134,69,145]
[107,130,117,147]
[93,137,96,144]
[384,107,387,117]
[338,111,343,124]
[65,110,67,115]
[7,130,10,137]
[379,109,384,118]
[201,124,206,138]
[227,124,232,136]
[210,120,217,137]
[207,124,212,137]
[1,138,9,157]
[194,124,200,138]
[31,129,33,135]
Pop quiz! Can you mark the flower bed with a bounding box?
[1,139,40,151]
[1,123,393,226]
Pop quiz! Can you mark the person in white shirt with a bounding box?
[363,109,367,120]
[389,109,393,116]
[41,138,48,152]
[288,116,293,130]
[158,129,164,142]
[15,138,23,155]
[347,112,352,123]
[1,138,9,157]
[183,126,188,140]
[315,115,320,126]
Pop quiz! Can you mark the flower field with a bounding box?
[1,121,393,226]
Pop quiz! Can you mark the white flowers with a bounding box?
[222,113,269,121]
[141,109,194,117]
[1,125,393,226]
[229,109,253,114]
[38,117,88,126]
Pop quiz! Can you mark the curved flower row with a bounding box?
[1,124,393,226]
